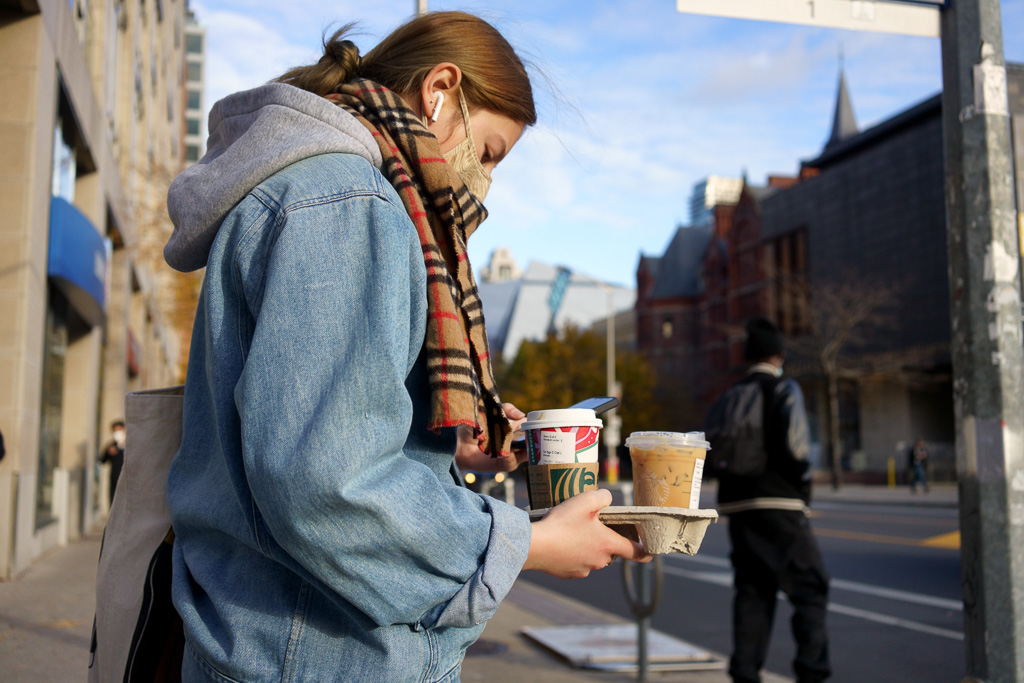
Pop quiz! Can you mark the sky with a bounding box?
[189,0,1024,287]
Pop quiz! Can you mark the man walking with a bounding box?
[705,317,830,683]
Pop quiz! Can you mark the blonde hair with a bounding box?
[276,11,536,127]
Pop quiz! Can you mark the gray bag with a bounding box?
[89,385,185,682]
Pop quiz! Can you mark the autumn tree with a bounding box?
[130,160,203,382]
[495,326,662,440]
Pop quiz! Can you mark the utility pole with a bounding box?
[604,286,621,483]
[939,2,1024,681]
[416,0,428,16]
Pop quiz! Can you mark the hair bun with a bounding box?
[325,38,360,72]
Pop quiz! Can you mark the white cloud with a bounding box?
[193,7,315,107]
[193,0,1021,287]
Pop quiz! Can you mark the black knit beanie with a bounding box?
[745,317,784,361]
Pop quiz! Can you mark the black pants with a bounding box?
[728,509,830,683]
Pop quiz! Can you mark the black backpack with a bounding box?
[703,377,777,478]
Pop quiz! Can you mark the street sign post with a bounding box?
[938,3,1024,681]
[676,1,1024,680]
[676,0,941,37]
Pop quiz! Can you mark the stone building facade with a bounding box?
[0,0,198,578]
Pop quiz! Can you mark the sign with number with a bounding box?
[676,0,941,37]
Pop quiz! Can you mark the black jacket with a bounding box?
[716,370,812,514]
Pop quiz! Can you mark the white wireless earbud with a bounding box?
[430,92,445,122]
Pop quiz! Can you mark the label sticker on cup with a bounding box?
[690,459,704,508]
[527,426,601,465]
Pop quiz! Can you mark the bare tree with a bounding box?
[780,271,910,490]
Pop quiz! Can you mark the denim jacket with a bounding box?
[167,151,532,682]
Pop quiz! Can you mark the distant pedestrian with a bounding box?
[705,317,830,683]
[907,438,929,494]
[99,420,125,505]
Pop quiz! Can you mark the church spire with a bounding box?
[825,68,858,150]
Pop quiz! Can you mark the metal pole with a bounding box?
[622,557,662,681]
[605,287,621,483]
[939,2,1024,681]
[416,0,427,16]
[636,564,649,682]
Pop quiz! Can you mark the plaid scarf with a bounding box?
[326,79,513,457]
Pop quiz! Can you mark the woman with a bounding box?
[164,11,648,682]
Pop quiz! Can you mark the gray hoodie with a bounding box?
[164,83,383,272]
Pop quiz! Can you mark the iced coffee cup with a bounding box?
[625,431,710,509]
[522,409,603,508]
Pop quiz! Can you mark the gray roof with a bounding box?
[748,184,777,204]
[648,226,713,299]
[477,261,636,360]
[639,254,662,282]
[477,279,521,355]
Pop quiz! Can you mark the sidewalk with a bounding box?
[462,579,790,683]
[0,529,101,681]
[809,482,958,508]
[668,479,958,511]
[0,529,788,682]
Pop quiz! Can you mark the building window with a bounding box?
[186,118,200,135]
[186,145,200,162]
[37,288,69,528]
[134,57,144,120]
[662,315,674,339]
[52,119,76,202]
[768,229,808,336]
[187,61,201,82]
[187,89,200,110]
[186,33,203,54]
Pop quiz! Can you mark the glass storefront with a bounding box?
[36,288,69,529]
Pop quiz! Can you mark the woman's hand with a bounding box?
[454,402,528,473]
[524,489,652,578]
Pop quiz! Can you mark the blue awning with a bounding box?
[47,197,108,327]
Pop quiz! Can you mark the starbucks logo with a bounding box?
[550,467,597,501]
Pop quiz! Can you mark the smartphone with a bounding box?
[569,396,619,415]
[510,396,619,451]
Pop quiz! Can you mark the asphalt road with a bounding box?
[520,491,963,683]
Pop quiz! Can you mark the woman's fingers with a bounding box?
[502,402,526,420]
[502,402,528,434]
[525,489,652,578]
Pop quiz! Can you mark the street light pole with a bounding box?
[416,0,427,16]
[939,1,1024,680]
[604,286,622,483]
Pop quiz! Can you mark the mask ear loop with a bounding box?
[430,92,445,122]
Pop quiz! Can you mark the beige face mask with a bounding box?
[442,89,492,203]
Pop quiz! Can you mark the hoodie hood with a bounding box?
[164,82,383,272]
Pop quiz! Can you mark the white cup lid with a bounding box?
[624,430,711,450]
[522,408,605,431]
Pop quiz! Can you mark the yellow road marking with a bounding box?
[813,528,924,547]
[920,531,961,549]
[814,528,960,549]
